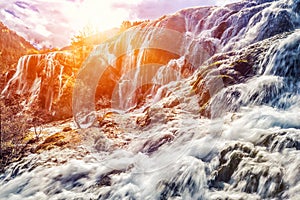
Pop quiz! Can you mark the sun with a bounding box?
[72,1,129,33]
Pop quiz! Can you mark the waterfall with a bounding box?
[0,0,300,199]
[1,47,92,119]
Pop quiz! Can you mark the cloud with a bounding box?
[112,0,219,20]
[112,0,241,20]
[0,0,240,48]
[0,0,81,48]
[0,0,132,48]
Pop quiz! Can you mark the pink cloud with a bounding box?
[0,0,240,48]
[0,0,81,48]
[112,0,218,20]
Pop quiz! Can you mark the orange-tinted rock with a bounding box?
[35,131,81,152]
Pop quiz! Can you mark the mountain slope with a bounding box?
[0,21,35,73]
[0,21,36,91]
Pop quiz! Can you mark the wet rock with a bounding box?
[210,143,257,188]
[192,32,292,117]
[157,157,206,199]
[141,133,175,154]
[96,170,124,187]
[210,141,287,199]
[97,113,122,140]
[35,133,66,151]
[212,21,228,39]
[231,158,285,199]
[62,126,72,132]
[136,106,180,128]
[215,151,244,183]
[93,134,112,152]
[253,10,294,42]
[136,108,152,127]
[256,131,300,152]
[35,131,81,152]
[163,98,180,108]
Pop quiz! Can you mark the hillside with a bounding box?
[0,21,36,89]
[0,22,36,72]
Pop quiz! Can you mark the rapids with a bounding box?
[0,0,300,199]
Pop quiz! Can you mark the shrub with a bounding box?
[0,97,30,171]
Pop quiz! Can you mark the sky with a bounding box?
[0,0,240,49]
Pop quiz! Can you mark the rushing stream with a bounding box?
[1,0,300,199]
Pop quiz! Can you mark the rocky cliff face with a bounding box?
[0,0,300,199]
[1,47,92,120]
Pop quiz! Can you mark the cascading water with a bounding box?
[1,0,300,199]
[1,47,92,119]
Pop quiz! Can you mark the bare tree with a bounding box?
[71,23,97,47]
[0,97,29,170]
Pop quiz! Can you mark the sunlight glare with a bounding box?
[73,0,130,33]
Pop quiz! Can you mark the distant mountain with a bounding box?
[0,21,36,75]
